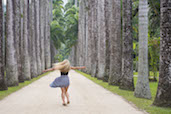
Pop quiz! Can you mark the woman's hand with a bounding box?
[43,68,54,72]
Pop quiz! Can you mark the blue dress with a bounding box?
[50,72,70,88]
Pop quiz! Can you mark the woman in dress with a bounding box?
[43,59,86,106]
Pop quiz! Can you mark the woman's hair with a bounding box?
[53,59,71,73]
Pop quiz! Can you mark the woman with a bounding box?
[43,59,86,106]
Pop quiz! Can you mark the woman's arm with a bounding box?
[43,68,55,72]
[71,66,86,70]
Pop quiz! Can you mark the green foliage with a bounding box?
[148,37,160,80]
[51,0,65,50]
[64,6,79,48]
[76,70,171,114]
[148,0,160,38]
[51,0,79,60]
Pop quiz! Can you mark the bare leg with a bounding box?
[61,88,66,105]
[65,86,70,104]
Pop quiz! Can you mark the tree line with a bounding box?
[0,0,54,90]
[69,0,171,108]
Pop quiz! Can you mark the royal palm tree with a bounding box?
[14,0,23,82]
[35,0,41,75]
[22,0,31,80]
[40,0,45,71]
[0,0,7,90]
[134,0,151,99]
[108,0,122,85]
[6,0,19,86]
[119,0,134,91]
[153,0,171,107]
[45,0,51,69]
[30,0,37,78]
[97,0,106,79]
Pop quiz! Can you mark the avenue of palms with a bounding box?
[0,0,171,113]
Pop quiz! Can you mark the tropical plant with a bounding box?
[148,37,160,81]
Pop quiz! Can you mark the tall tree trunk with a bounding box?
[91,0,98,77]
[40,0,45,71]
[134,0,151,99]
[19,0,25,82]
[97,0,106,79]
[119,0,134,91]
[75,0,78,7]
[77,0,84,68]
[103,0,110,82]
[14,0,23,82]
[6,0,19,86]
[86,0,92,74]
[35,0,41,75]
[108,0,122,85]
[21,0,31,80]
[45,0,51,69]
[0,0,7,90]
[153,0,171,107]
[30,0,37,78]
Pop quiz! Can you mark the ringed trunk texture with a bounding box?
[14,0,23,82]
[119,0,134,91]
[153,0,171,107]
[97,0,106,80]
[0,0,7,90]
[6,0,19,86]
[45,0,51,69]
[91,0,98,77]
[40,0,45,71]
[22,0,31,80]
[108,0,122,85]
[35,0,41,75]
[134,0,151,99]
[30,0,38,78]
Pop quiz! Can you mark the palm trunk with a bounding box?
[45,0,51,69]
[75,0,77,7]
[103,0,110,82]
[134,0,151,99]
[97,0,106,80]
[40,0,45,71]
[91,0,98,77]
[153,0,171,107]
[13,0,22,82]
[0,0,7,90]
[86,0,92,74]
[119,0,134,91]
[30,0,37,78]
[6,0,19,86]
[35,0,41,75]
[22,0,31,80]
[19,0,25,82]
[108,0,122,85]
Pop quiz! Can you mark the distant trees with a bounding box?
[0,0,53,90]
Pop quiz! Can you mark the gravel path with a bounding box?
[0,70,145,114]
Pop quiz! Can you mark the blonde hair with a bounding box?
[53,59,71,73]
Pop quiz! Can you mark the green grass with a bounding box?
[0,72,51,100]
[76,70,171,114]
[134,72,159,77]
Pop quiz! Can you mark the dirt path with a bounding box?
[0,70,145,114]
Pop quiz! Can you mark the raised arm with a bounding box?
[43,68,55,72]
[71,66,86,70]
